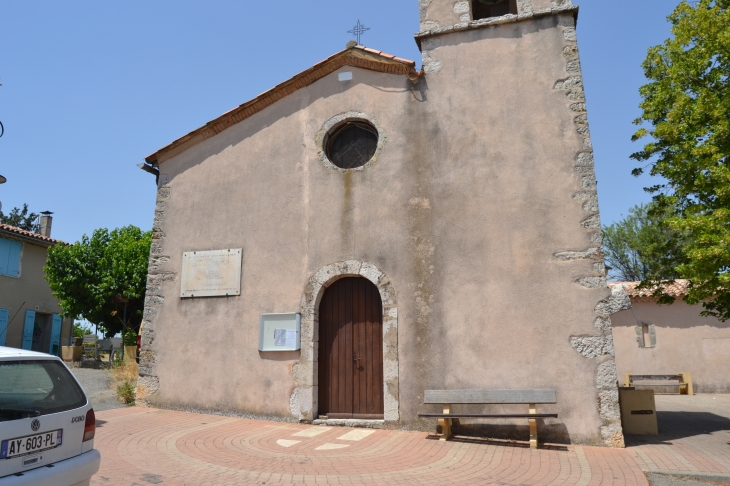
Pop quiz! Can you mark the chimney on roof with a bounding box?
[39,211,53,237]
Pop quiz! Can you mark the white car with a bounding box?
[0,347,100,486]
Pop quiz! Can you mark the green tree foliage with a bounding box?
[44,226,152,337]
[603,203,684,282]
[631,0,730,320]
[72,321,93,338]
[0,204,39,232]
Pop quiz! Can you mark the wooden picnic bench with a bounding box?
[623,373,693,395]
[418,389,558,449]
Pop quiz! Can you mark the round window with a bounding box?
[324,121,379,169]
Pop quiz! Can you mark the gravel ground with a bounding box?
[70,368,126,412]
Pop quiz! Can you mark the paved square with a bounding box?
[90,395,730,485]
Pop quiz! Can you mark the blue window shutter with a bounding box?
[0,308,8,346]
[0,238,22,277]
[22,310,35,350]
[50,314,62,355]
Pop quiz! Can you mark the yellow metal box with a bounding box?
[618,388,658,435]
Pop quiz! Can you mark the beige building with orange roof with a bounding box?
[136,0,630,446]
[610,280,730,393]
[0,218,73,354]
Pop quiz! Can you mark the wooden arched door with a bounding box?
[318,277,384,419]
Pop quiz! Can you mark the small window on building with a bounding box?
[324,120,379,169]
[637,322,657,348]
[472,0,518,20]
[0,237,22,277]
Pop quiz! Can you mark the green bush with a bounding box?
[73,322,92,338]
[116,381,136,406]
[122,330,138,347]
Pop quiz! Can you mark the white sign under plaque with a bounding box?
[259,313,301,351]
[180,249,242,298]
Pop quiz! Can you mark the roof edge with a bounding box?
[608,280,691,300]
[145,46,418,166]
[0,223,64,247]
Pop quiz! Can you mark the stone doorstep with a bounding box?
[312,418,386,429]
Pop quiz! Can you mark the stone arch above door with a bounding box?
[292,261,398,422]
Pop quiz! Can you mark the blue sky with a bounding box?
[0,1,677,243]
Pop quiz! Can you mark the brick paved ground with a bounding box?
[90,395,730,485]
[626,394,730,482]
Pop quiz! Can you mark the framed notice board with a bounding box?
[259,313,301,351]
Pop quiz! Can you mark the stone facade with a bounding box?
[137,3,624,446]
[417,0,576,38]
[136,183,174,406]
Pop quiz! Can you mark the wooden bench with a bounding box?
[418,389,558,449]
[623,373,693,395]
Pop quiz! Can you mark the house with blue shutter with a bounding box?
[0,218,72,354]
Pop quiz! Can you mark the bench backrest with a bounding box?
[629,374,682,381]
[424,389,556,404]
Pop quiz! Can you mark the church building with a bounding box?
[137,0,629,447]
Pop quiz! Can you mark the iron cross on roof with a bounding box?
[348,20,370,45]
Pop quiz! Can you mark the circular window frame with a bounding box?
[316,111,387,172]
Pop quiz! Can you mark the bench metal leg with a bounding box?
[438,404,452,441]
[529,403,537,449]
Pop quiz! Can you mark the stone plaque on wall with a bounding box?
[180,249,242,298]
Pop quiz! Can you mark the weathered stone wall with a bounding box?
[138,9,622,446]
[417,0,574,36]
[550,23,628,448]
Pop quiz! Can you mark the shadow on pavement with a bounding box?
[625,411,730,445]
[424,434,569,451]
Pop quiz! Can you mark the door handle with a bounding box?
[353,352,361,363]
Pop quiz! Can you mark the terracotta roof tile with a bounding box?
[0,223,63,246]
[145,46,418,165]
[608,280,690,299]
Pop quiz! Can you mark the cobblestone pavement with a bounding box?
[89,395,730,486]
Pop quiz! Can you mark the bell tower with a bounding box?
[419,0,573,32]
[412,0,625,448]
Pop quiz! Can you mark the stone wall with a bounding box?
[550,24,627,448]
[417,0,575,37]
[137,8,623,446]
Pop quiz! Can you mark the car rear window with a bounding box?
[0,360,87,421]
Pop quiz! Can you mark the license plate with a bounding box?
[1,430,63,459]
